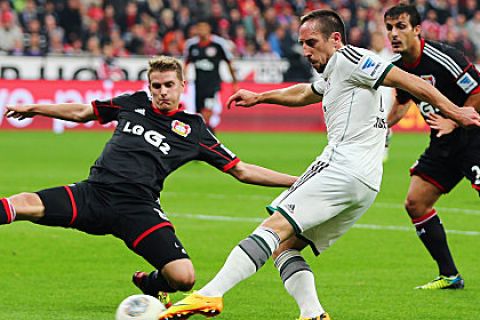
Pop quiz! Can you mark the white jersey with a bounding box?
[311,45,392,191]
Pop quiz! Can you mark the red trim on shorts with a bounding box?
[63,186,78,226]
[223,158,240,172]
[412,208,437,225]
[1,198,12,224]
[409,167,447,193]
[133,222,174,249]
[472,183,480,191]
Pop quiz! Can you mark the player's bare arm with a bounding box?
[5,103,97,123]
[227,161,297,187]
[227,84,322,109]
[387,97,411,127]
[382,66,480,127]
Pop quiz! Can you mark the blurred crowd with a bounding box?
[0,0,479,64]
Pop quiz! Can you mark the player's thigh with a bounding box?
[301,177,377,255]
[35,182,94,228]
[115,203,189,270]
[460,146,480,195]
[272,163,376,234]
[411,146,463,194]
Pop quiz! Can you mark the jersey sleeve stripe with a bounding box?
[423,44,462,77]
[345,45,363,60]
[91,101,104,124]
[63,185,78,226]
[212,35,234,61]
[132,222,174,249]
[339,50,358,64]
[373,64,394,90]
[199,142,230,160]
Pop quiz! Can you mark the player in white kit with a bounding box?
[159,10,480,320]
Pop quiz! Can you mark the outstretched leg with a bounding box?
[406,175,463,289]
[273,236,325,319]
[158,212,294,319]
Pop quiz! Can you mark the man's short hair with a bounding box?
[384,4,421,27]
[148,55,184,82]
[300,10,347,44]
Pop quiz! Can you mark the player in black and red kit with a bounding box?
[385,4,480,289]
[184,20,238,131]
[1,56,296,305]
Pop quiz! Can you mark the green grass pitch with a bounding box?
[1,131,479,319]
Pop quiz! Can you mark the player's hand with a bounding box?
[226,89,259,109]
[426,113,457,137]
[4,105,36,120]
[454,106,480,128]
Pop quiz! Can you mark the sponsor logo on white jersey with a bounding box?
[457,73,478,94]
[360,56,383,77]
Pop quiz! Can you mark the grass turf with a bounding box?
[0,131,479,319]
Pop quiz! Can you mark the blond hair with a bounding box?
[148,55,184,82]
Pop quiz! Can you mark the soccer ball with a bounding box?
[116,294,166,320]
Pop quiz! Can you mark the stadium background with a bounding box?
[2,1,480,320]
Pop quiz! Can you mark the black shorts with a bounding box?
[195,86,220,113]
[35,181,189,269]
[410,129,480,195]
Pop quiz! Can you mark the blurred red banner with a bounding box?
[0,80,428,132]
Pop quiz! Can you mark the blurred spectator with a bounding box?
[116,1,140,34]
[466,11,480,58]
[254,41,280,60]
[1,0,480,73]
[97,42,125,81]
[58,0,83,45]
[184,19,237,130]
[0,11,23,54]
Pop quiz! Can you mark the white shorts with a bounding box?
[269,161,377,255]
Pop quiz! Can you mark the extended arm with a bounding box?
[382,66,480,127]
[5,103,96,123]
[227,161,297,187]
[227,83,322,109]
[387,97,411,128]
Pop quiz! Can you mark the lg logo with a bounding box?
[122,121,171,155]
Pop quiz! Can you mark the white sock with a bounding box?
[284,271,325,318]
[275,249,324,318]
[198,246,256,297]
[199,227,280,297]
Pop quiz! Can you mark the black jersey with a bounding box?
[392,38,480,141]
[184,35,233,92]
[88,91,239,199]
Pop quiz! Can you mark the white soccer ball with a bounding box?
[115,294,166,320]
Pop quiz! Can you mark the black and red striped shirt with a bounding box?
[88,91,239,199]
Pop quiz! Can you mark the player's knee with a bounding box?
[10,192,45,220]
[404,197,427,218]
[162,259,195,291]
[167,271,195,291]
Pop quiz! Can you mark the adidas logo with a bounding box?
[285,204,296,214]
[134,108,146,116]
